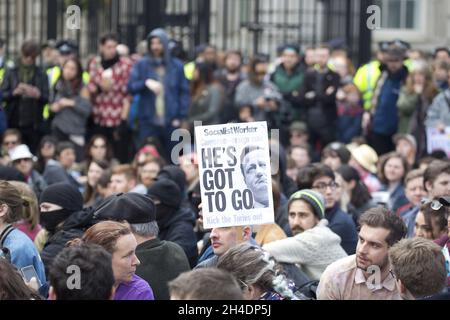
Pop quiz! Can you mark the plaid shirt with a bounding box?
[88,56,133,127]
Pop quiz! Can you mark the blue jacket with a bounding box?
[325,205,358,255]
[372,66,408,136]
[127,28,190,126]
[337,111,363,144]
[3,228,46,288]
[380,183,409,214]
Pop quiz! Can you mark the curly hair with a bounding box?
[217,242,296,299]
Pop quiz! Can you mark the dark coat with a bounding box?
[1,64,49,129]
[135,238,190,300]
[43,160,80,189]
[41,208,96,276]
[297,68,340,131]
[325,204,358,255]
[158,206,198,268]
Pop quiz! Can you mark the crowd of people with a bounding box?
[0,29,449,300]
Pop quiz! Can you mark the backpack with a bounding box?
[0,224,15,262]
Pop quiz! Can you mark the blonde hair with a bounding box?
[8,181,39,229]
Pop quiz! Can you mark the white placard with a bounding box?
[195,122,274,229]
[427,127,450,157]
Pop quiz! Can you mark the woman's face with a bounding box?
[41,142,55,159]
[140,162,160,188]
[323,155,342,171]
[384,157,405,184]
[290,147,310,169]
[63,60,78,82]
[90,138,107,161]
[331,56,348,78]
[111,234,140,284]
[414,211,433,239]
[334,172,346,203]
[412,72,425,86]
[87,162,105,188]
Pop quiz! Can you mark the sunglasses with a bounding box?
[421,199,444,211]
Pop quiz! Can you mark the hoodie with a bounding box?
[157,205,198,268]
[127,29,190,127]
[147,28,172,67]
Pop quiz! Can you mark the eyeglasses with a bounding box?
[312,181,340,192]
[13,158,31,164]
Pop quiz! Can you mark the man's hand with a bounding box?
[171,119,181,128]
[325,86,335,95]
[437,123,446,133]
[100,79,113,92]
[21,84,41,99]
[255,96,266,109]
[362,111,371,133]
[305,91,316,100]
[13,83,26,96]
[58,98,75,108]
[24,277,40,292]
[336,89,346,101]
[145,79,163,96]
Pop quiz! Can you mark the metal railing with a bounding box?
[0,0,371,67]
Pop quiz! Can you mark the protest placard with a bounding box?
[427,127,450,157]
[195,122,274,229]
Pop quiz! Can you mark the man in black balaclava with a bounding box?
[147,178,198,267]
[39,182,84,274]
[39,182,82,234]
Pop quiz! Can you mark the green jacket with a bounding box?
[135,238,190,300]
[396,86,419,134]
[270,64,305,122]
[271,64,305,94]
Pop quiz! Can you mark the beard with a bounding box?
[291,226,304,236]
[226,65,239,74]
[356,254,389,273]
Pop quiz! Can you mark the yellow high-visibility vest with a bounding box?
[184,61,195,81]
[43,66,90,119]
[0,68,5,85]
[354,59,413,111]
[353,60,381,111]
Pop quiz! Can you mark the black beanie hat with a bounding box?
[157,165,186,194]
[93,193,156,224]
[147,178,182,209]
[39,183,83,212]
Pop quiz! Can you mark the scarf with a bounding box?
[19,62,35,83]
[101,53,120,70]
